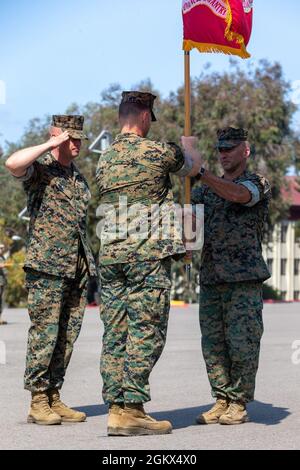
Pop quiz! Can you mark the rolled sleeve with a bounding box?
[239,181,261,207]
[12,165,35,182]
[164,143,185,173]
[173,155,193,177]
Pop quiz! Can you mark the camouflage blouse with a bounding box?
[96,133,186,265]
[192,171,271,285]
[18,153,97,279]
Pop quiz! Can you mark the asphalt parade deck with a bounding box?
[0,303,299,450]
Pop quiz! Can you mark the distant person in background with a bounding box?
[0,243,7,325]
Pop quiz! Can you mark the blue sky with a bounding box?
[1,0,300,149]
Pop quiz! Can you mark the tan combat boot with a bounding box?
[108,403,172,436]
[48,389,86,423]
[27,392,62,425]
[196,398,229,424]
[107,404,124,435]
[219,401,249,425]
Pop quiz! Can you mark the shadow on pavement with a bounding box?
[74,404,107,417]
[74,404,202,425]
[74,404,203,427]
[247,400,290,425]
[153,401,291,429]
[152,407,201,429]
[74,400,290,427]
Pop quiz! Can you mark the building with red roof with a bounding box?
[281,176,300,220]
[265,176,300,301]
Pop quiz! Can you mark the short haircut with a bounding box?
[119,101,150,121]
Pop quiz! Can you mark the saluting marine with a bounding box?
[6,115,97,425]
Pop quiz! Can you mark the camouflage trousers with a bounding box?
[199,282,264,404]
[24,250,89,392]
[100,257,172,404]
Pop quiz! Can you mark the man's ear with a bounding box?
[141,110,150,123]
[245,143,251,158]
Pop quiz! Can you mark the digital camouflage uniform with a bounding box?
[96,129,186,404]
[15,138,97,392]
[192,169,271,403]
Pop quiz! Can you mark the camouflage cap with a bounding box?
[216,127,248,149]
[51,115,88,140]
[121,91,157,122]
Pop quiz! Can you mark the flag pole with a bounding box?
[184,50,192,289]
[184,50,191,186]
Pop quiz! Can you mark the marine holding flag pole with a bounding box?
[181,0,253,203]
[181,0,253,285]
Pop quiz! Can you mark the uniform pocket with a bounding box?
[143,257,172,289]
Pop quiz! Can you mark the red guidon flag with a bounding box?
[182,0,253,58]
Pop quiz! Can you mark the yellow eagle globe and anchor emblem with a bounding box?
[243,0,253,14]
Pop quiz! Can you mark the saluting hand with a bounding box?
[48,131,70,150]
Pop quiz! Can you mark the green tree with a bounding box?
[1,61,299,302]
[5,250,27,307]
[0,218,13,249]
[262,283,282,301]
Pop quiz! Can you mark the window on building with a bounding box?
[294,259,300,276]
[294,291,300,301]
[281,224,288,243]
[267,230,273,244]
[267,259,273,275]
[281,259,287,276]
[281,291,287,301]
